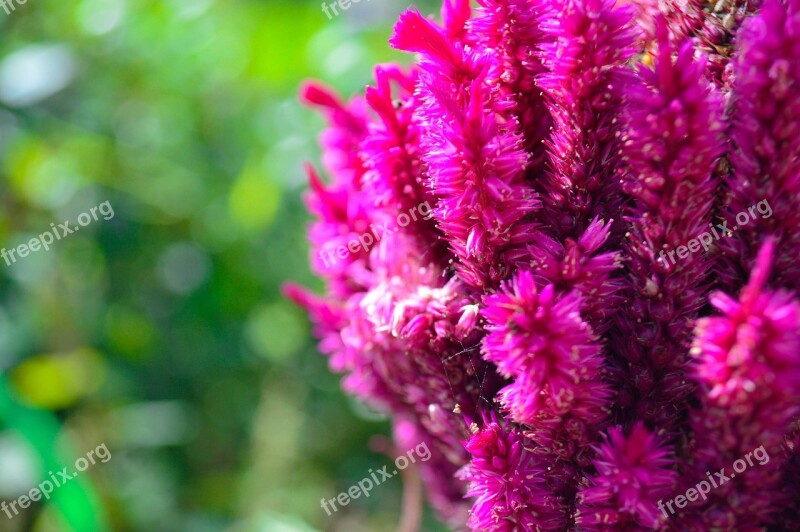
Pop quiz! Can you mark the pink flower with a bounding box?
[611,21,724,434]
[392,9,541,289]
[719,0,800,294]
[576,423,677,530]
[482,272,609,436]
[536,0,638,241]
[684,239,800,527]
[470,0,552,164]
[288,1,800,528]
[457,419,564,530]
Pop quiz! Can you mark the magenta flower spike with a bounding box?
[288,1,800,528]
[470,0,552,167]
[611,21,725,434]
[719,0,800,294]
[299,81,369,188]
[536,0,638,241]
[522,216,624,334]
[391,8,541,290]
[681,239,800,528]
[481,271,612,526]
[627,0,761,91]
[482,272,610,438]
[457,419,564,531]
[576,423,677,530]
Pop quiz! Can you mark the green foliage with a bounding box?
[0,0,444,530]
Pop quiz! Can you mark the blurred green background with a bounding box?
[0,0,443,530]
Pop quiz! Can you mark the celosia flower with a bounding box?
[361,64,450,266]
[470,0,552,165]
[300,81,368,187]
[289,232,496,523]
[437,0,473,42]
[536,0,638,241]
[611,21,724,434]
[360,65,424,213]
[627,0,759,91]
[523,217,624,333]
[303,163,376,297]
[456,419,564,530]
[482,271,610,436]
[481,270,611,523]
[682,239,800,528]
[392,9,541,290]
[288,0,800,528]
[299,83,378,297]
[576,422,677,530]
[719,0,800,294]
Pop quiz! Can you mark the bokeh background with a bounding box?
[0,0,444,530]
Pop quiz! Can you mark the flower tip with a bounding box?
[282,282,315,310]
[299,81,342,110]
[742,236,777,305]
[390,8,457,65]
[456,304,480,339]
[440,0,471,37]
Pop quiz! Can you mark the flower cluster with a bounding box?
[287,0,800,528]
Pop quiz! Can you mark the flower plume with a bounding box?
[288,0,800,528]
